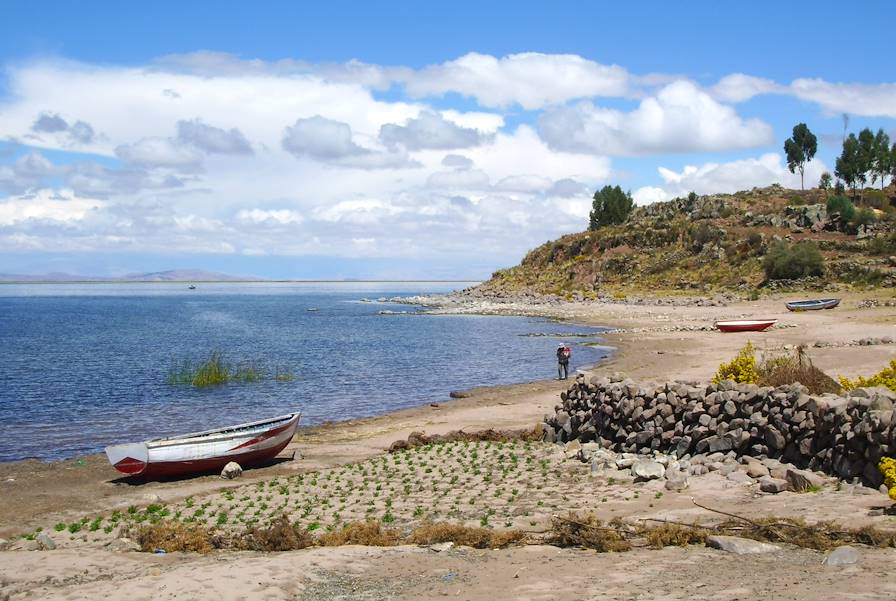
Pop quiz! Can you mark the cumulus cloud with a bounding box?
[441,154,473,168]
[176,119,253,155]
[547,178,590,198]
[30,111,96,144]
[282,115,417,169]
[789,79,896,118]
[538,81,773,156]
[115,137,203,169]
[426,168,490,190]
[282,116,370,159]
[236,208,303,225]
[710,73,782,103]
[0,188,105,225]
[633,153,830,204]
[379,111,489,150]
[403,52,631,109]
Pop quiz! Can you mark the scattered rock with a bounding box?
[220,461,243,480]
[725,471,753,485]
[631,460,665,481]
[786,468,825,492]
[758,477,789,493]
[823,545,860,566]
[36,532,56,550]
[142,493,162,503]
[428,542,454,553]
[106,537,141,552]
[706,535,780,555]
[664,471,689,491]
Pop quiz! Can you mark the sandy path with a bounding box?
[3,544,896,601]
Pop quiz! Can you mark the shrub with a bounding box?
[826,195,855,221]
[135,521,214,553]
[762,241,823,280]
[408,522,524,549]
[863,189,887,210]
[852,207,878,226]
[879,457,896,501]
[756,346,840,394]
[838,359,896,393]
[789,195,806,206]
[712,342,759,385]
[867,234,896,255]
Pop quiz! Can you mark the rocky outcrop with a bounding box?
[543,375,894,488]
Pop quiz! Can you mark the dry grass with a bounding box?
[388,427,541,451]
[239,514,314,552]
[549,512,632,552]
[757,346,841,394]
[642,523,708,549]
[135,521,214,553]
[318,521,401,547]
[408,521,525,549]
[715,517,896,551]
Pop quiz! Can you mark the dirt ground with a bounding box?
[2,292,895,600]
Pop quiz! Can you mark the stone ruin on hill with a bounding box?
[542,374,895,489]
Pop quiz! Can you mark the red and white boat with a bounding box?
[105,412,301,479]
[714,319,777,333]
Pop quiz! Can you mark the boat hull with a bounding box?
[714,320,777,333]
[785,298,840,311]
[106,412,300,479]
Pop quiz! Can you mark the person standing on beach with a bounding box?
[557,343,570,380]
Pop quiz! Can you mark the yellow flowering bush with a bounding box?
[880,457,896,501]
[713,342,759,384]
[838,359,896,392]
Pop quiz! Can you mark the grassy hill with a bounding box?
[481,184,896,298]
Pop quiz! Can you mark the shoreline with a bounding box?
[3,289,895,535]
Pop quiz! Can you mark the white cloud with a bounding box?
[633,152,830,203]
[0,188,105,225]
[282,115,417,169]
[441,154,473,168]
[176,119,253,155]
[379,111,489,150]
[790,78,896,118]
[539,81,774,156]
[236,208,304,225]
[426,168,490,190]
[710,73,781,103]
[403,52,631,109]
[115,137,203,169]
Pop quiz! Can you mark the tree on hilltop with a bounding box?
[835,133,862,197]
[589,185,633,230]
[871,128,892,189]
[784,123,817,190]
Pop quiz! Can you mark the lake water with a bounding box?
[0,282,610,462]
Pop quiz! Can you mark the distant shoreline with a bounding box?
[0,279,482,284]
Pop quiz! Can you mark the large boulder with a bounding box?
[36,533,56,550]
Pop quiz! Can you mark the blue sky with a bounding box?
[0,1,894,279]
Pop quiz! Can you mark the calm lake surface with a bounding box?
[0,282,610,462]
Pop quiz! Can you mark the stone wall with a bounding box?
[543,374,895,488]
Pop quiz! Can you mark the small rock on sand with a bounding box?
[706,535,780,554]
[758,476,789,493]
[823,545,860,566]
[36,533,56,550]
[631,460,665,480]
[221,462,243,480]
[786,468,825,492]
[106,537,141,552]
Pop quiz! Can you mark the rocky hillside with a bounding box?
[481,184,896,297]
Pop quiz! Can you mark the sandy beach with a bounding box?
[2,291,895,600]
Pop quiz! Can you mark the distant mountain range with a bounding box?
[0,269,264,282]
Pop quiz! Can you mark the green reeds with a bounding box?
[166,352,296,387]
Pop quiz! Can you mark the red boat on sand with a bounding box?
[105,412,301,479]
[714,319,777,333]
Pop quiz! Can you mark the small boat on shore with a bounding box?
[785,298,840,312]
[714,319,777,333]
[105,412,301,479]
